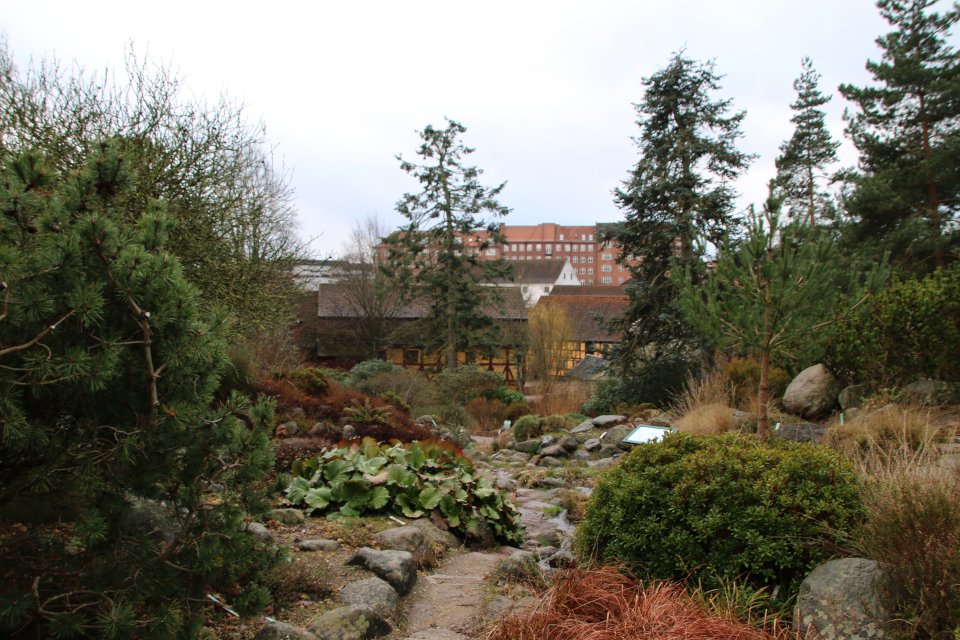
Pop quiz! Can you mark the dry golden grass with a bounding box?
[826,404,941,473]
[529,379,594,416]
[674,403,737,435]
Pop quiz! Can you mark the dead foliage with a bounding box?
[485,565,791,640]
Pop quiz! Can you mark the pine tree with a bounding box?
[839,0,960,269]
[602,52,754,391]
[775,57,841,226]
[0,145,283,638]
[383,119,512,371]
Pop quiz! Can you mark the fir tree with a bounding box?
[0,145,283,639]
[383,119,512,371]
[602,52,754,389]
[775,57,841,226]
[839,0,960,269]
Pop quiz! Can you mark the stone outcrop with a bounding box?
[307,605,392,640]
[346,548,418,596]
[783,364,841,418]
[338,577,401,621]
[372,526,438,568]
[795,558,887,640]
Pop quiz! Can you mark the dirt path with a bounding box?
[393,549,509,639]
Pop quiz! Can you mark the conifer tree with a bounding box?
[383,119,511,371]
[0,145,283,639]
[839,0,960,269]
[775,57,840,226]
[602,52,754,392]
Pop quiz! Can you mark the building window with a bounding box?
[544,286,550,293]
[485,248,497,256]
[618,265,624,272]
[587,256,594,263]
[556,244,561,252]
[601,276,612,284]
[588,279,594,285]
[536,244,542,251]
[572,256,578,264]
[573,245,579,252]
[580,244,586,252]
[579,268,586,275]
[588,268,594,275]
[536,255,541,259]
[601,265,612,272]
[545,245,552,255]
[559,234,564,241]
[589,244,595,252]
[565,244,570,252]
[602,253,612,261]
[618,277,624,283]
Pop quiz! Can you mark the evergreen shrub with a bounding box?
[345,359,401,387]
[830,266,960,386]
[436,365,512,405]
[722,358,790,405]
[575,433,865,600]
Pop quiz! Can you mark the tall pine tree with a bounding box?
[839,0,960,269]
[601,52,754,400]
[775,57,840,226]
[383,119,511,372]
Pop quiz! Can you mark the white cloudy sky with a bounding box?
[1,0,939,257]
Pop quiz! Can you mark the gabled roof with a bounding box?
[316,284,528,321]
[536,295,627,342]
[549,285,626,296]
[497,260,570,285]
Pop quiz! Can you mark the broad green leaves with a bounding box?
[285,438,522,544]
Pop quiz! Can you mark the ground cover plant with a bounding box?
[286,437,523,544]
[575,432,866,602]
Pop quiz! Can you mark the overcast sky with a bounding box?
[3,1,951,257]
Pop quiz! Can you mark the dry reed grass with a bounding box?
[529,380,594,416]
[673,403,736,435]
[827,404,941,475]
[484,565,791,640]
[670,374,740,434]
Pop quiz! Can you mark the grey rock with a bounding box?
[482,595,515,620]
[410,518,461,550]
[775,423,828,444]
[603,425,636,450]
[469,515,497,549]
[539,444,569,458]
[546,550,577,568]
[795,558,887,640]
[645,415,673,428]
[495,474,518,492]
[587,457,616,468]
[307,605,391,640]
[558,435,579,451]
[570,419,595,434]
[309,422,333,437]
[372,526,437,568]
[731,411,752,426]
[345,548,417,596]
[839,385,871,411]
[514,440,542,454]
[244,522,274,544]
[538,456,564,468]
[298,539,339,552]
[267,508,306,525]
[463,448,489,463]
[570,449,592,461]
[338,577,400,621]
[278,420,301,437]
[539,435,558,450]
[593,414,627,427]
[533,545,557,559]
[253,621,319,640]
[904,379,958,406]
[342,424,357,439]
[583,438,602,452]
[597,444,622,459]
[494,550,538,578]
[507,452,530,463]
[289,407,307,419]
[783,364,841,418]
[536,477,570,489]
[415,415,436,425]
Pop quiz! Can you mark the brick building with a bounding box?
[461,222,636,286]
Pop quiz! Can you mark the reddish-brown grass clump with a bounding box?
[486,566,789,640]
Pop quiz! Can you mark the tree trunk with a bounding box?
[758,348,770,440]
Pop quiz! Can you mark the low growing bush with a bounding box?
[575,433,865,601]
[436,365,513,405]
[345,359,401,387]
[288,437,523,544]
[722,358,789,406]
[466,397,507,433]
[352,369,438,412]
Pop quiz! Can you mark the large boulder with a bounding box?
[775,423,828,444]
[795,558,888,640]
[306,605,391,640]
[345,548,417,596]
[267,508,306,525]
[338,577,400,621]
[514,440,541,454]
[371,526,437,568]
[570,419,596,434]
[409,518,461,550]
[297,539,339,552]
[602,425,636,450]
[904,379,958,406]
[783,364,841,418]
[538,444,569,458]
[558,435,579,451]
[244,522,274,544]
[252,621,319,640]
[583,438,602,452]
[592,415,627,428]
[597,444,622,459]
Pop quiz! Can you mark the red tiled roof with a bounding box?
[536,295,627,342]
[496,260,569,285]
[316,284,528,321]
[549,285,627,296]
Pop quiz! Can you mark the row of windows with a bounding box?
[571,256,593,263]
[600,276,625,284]
[504,243,595,253]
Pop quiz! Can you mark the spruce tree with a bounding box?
[839,0,960,269]
[602,52,754,391]
[383,119,511,371]
[0,145,283,639]
[775,57,841,226]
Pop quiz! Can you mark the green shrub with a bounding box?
[288,437,522,544]
[504,401,532,423]
[345,398,395,426]
[436,365,510,405]
[436,404,475,446]
[513,415,543,441]
[484,387,526,406]
[380,391,411,414]
[575,433,865,601]
[722,358,789,404]
[346,359,401,387]
[830,266,960,386]
[582,358,695,414]
[352,369,438,412]
[277,368,330,397]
